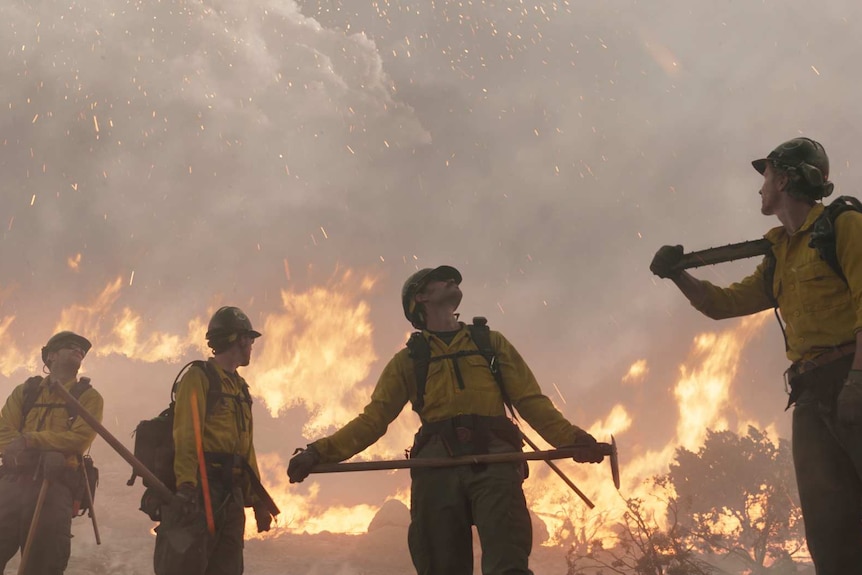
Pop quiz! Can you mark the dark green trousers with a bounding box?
[408,436,534,575]
[153,481,246,575]
[791,355,862,574]
[0,475,74,575]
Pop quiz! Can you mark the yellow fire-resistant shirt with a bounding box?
[312,325,589,463]
[0,376,103,468]
[173,360,262,505]
[692,204,862,363]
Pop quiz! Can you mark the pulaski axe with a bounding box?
[670,238,772,273]
[307,437,621,491]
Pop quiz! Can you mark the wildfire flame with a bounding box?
[246,270,379,432]
[622,358,648,384]
[0,314,34,376]
[524,312,771,545]
[244,452,411,540]
[0,274,779,547]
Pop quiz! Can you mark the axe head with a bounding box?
[609,435,620,490]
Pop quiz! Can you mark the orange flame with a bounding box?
[622,359,648,384]
[67,253,82,271]
[525,312,771,546]
[247,270,379,433]
[0,274,781,549]
[245,452,410,539]
[0,315,34,376]
[246,270,421,459]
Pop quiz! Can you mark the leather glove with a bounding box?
[1,436,28,467]
[287,446,320,484]
[650,245,685,279]
[568,432,604,464]
[837,369,862,425]
[171,482,200,520]
[253,502,274,533]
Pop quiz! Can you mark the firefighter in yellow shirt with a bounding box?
[650,137,862,575]
[154,306,277,575]
[0,331,103,575]
[288,266,601,575]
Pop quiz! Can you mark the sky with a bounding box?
[1,0,861,572]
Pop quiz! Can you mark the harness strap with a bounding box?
[407,333,432,414]
[468,318,515,419]
[408,316,517,421]
[20,376,93,432]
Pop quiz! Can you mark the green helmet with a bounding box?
[401,265,462,329]
[41,331,92,365]
[205,306,262,341]
[752,137,834,199]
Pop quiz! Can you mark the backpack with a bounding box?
[764,195,862,296]
[763,195,862,347]
[19,376,99,517]
[127,360,252,520]
[807,195,862,282]
[406,317,514,417]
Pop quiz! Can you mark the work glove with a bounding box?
[1,436,29,467]
[162,483,203,553]
[287,446,320,484]
[253,502,274,533]
[650,245,685,279]
[171,482,200,522]
[837,369,862,425]
[568,432,604,464]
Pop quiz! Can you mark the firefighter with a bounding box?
[0,331,103,574]
[650,137,862,574]
[154,306,277,575]
[288,266,601,575]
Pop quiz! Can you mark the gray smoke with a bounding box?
[2,1,861,571]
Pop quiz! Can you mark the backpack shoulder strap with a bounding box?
[809,195,862,283]
[170,361,201,401]
[198,360,251,413]
[467,317,515,416]
[406,332,431,414]
[239,381,252,405]
[70,377,92,400]
[65,377,93,426]
[190,360,226,415]
[170,360,224,415]
[19,376,44,432]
